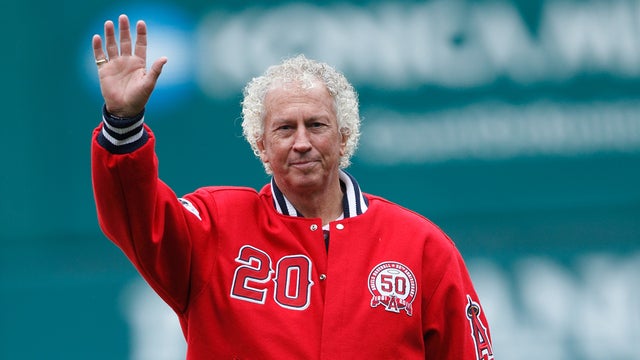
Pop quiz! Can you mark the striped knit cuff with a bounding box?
[97,105,149,154]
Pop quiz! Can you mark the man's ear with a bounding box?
[257,138,269,163]
[339,131,349,157]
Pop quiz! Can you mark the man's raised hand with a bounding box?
[92,14,167,118]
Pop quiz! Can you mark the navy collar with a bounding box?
[270,170,369,218]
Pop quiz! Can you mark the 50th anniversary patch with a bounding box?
[368,261,417,316]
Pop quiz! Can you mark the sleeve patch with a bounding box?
[178,198,202,221]
[466,294,494,360]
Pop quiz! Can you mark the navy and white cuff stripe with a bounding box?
[97,105,149,154]
[271,170,369,219]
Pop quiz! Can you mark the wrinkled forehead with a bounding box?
[262,79,337,127]
[263,77,333,109]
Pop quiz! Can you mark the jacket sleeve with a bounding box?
[422,236,494,359]
[91,107,215,314]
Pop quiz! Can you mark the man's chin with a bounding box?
[283,172,325,190]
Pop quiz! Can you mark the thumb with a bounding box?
[147,56,168,85]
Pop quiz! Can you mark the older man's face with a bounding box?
[258,81,347,195]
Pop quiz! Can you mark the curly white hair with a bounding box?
[241,54,361,174]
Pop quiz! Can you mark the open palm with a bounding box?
[92,14,167,118]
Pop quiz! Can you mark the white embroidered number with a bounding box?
[274,255,314,310]
[230,246,273,304]
[380,273,407,295]
[230,246,314,310]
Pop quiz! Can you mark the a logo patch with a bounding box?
[466,294,494,360]
[368,261,417,316]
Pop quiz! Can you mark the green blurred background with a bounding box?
[3,0,639,359]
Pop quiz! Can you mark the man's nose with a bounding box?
[292,128,312,152]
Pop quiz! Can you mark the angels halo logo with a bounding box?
[368,261,417,316]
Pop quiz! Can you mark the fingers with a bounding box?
[92,34,106,62]
[118,14,133,56]
[92,14,166,74]
[97,15,133,60]
[134,20,148,62]
[103,19,119,59]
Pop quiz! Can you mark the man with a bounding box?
[92,14,493,359]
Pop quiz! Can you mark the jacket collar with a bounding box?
[270,170,368,218]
